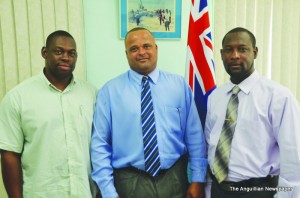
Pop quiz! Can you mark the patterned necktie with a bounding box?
[141,76,161,176]
[213,86,240,183]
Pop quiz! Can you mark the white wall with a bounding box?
[83,0,195,88]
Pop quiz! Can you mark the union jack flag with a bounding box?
[186,0,216,128]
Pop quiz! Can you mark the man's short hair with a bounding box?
[222,27,256,48]
[124,27,154,43]
[45,30,74,48]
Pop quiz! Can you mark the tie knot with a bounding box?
[142,76,148,84]
[232,86,240,95]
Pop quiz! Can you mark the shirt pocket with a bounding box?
[79,104,94,135]
[164,106,184,136]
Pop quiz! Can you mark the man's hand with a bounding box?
[186,182,205,198]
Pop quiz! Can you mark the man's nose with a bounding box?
[231,49,240,59]
[138,47,146,54]
[61,52,70,60]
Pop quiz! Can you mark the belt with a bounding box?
[210,171,278,191]
[115,154,188,178]
[119,166,168,177]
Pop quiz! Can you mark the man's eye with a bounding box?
[144,45,151,49]
[130,47,138,52]
[68,51,77,57]
[54,50,63,55]
[223,48,233,53]
[239,48,247,52]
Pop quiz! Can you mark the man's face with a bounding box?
[125,30,158,75]
[220,32,258,84]
[42,36,77,79]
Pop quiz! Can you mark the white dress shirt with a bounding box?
[205,71,300,197]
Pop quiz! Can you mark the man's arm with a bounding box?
[183,82,208,197]
[274,92,300,197]
[1,150,23,198]
[184,83,208,182]
[91,88,119,198]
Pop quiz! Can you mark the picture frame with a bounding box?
[120,0,182,39]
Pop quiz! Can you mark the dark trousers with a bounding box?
[211,175,278,198]
[113,155,188,198]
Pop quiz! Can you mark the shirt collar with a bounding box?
[129,68,159,85]
[226,70,260,95]
[40,71,76,92]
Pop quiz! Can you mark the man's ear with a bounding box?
[220,49,224,60]
[41,47,47,59]
[253,47,258,59]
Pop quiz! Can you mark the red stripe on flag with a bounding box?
[204,37,213,51]
[186,0,216,128]
[187,11,215,92]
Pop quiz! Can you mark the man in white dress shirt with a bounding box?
[205,27,300,198]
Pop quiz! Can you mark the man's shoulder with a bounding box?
[0,74,42,109]
[103,71,129,87]
[259,76,287,89]
[258,76,294,99]
[159,69,182,77]
[158,70,185,82]
[5,74,42,96]
[74,77,97,91]
[210,83,229,96]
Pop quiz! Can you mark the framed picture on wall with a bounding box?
[120,0,182,39]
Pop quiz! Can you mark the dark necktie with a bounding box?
[141,76,161,177]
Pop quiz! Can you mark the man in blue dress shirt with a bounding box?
[91,27,208,198]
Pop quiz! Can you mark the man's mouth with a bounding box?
[229,64,241,68]
[58,64,71,71]
[137,58,148,62]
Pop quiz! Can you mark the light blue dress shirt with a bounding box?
[91,68,207,198]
